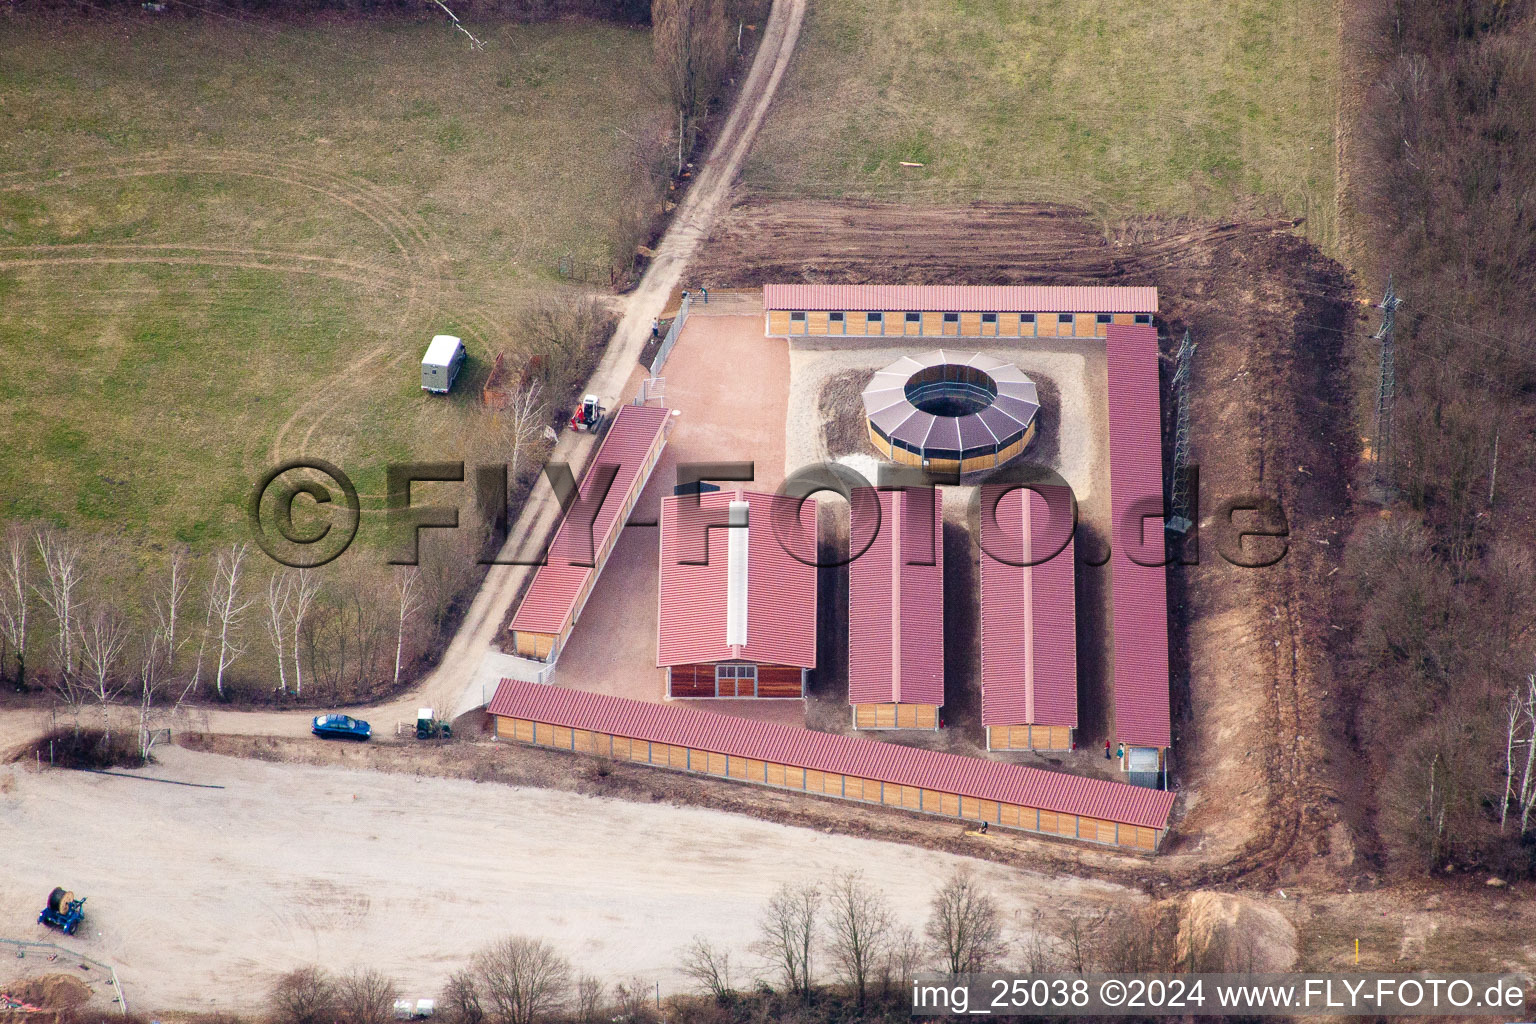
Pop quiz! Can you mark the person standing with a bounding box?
[1104,739,1111,760]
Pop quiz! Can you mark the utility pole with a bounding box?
[1372,276,1402,489]
[1167,329,1196,534]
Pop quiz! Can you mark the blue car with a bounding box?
[312,713,371,741]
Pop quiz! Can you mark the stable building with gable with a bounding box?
[980,483,1078,751]
[848,487,944,730]
[658,489,818,700]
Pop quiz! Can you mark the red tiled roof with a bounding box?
[657,489,818,668]
[1106,325,1171,748]
[510,404,671,636]
[763,284,1159,314]
[848,488,944,706]
[488,679,1175,830]
[980,485,1077,728]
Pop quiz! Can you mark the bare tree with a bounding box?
[33,528,84,680]
[0,524,32,687]
[879,924,926,1002]
[1056,908,1106,974]
[265,570,296,694]
[574,975,605,1024]
[154,546,193,682]
[78,605,129,735]
[271,966,339,1024]
[1503,664,1536,833]
[925,867,1007,975]
[207,543,253,697]
[652,0,730,171]
[472,935,572,1024]
[678,936,733,1003]
[753,881,819,1000]
[611,978,656,1024]
[441,969,484,1024]
[1017,910,1058,974]
[392,566,424,686]
[500,379,547,490]
[1091,905,1176,972]
[825,870,892,1010]
[290,570,322,696]
[135,627,170,763]
[338,967,399,1024]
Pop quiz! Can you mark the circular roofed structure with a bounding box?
[863,351,1040,472]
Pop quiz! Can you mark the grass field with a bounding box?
[0,14,670,547]
[743,0,1338,246]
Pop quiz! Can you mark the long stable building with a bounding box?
[848,487,943,730]
[509,404,673,663]
[763,284,1157,339]
[488,679,1175,850]
[658,489,818,699]
[980,484,1078,750]
[1105,325,1172,780]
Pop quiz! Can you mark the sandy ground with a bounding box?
[1,748,1138,1013]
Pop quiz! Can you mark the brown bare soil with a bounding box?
[692,198,1360,888]
[818,368,875,457]
[3,975,91,1011]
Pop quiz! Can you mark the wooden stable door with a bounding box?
[715,663,757,697]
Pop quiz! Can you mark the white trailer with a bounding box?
[421,335,465,394]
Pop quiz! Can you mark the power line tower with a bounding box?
[1372,276,1402,488]
[1167,329,1196,534]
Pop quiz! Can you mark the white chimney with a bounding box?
[726,499,750,648]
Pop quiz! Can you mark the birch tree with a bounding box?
[134,622,195,763]
[79,605,129,735]
[501,379,546,489]
[154,546,192,681]
[33,528,84,679]
[207,543,253,697]
[264,570,295,694]
[1503,666,1536,833]
[0,524,31,686]
[290,571,321,696]
[392,566,424,686]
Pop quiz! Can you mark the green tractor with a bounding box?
[416,708,452,741]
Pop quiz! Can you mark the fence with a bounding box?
[0,937,127,1014]
[648,291,691,376]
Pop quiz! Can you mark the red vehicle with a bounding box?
[569,394,603,433]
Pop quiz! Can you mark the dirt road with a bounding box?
[367,0,808,726]
[0,0,813,749]
[0,748,1136,1012]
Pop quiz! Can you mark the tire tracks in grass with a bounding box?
[0,151,516,497]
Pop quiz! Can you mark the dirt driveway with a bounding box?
[1,749,1136,1013]
[548,310,801,726]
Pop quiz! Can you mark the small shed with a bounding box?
[421,335,466,394]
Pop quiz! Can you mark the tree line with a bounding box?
[1,296,614,727]
[0,523,456,744]
[1344,0,1536,874]
[238,868,1229,1024]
